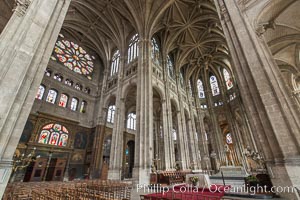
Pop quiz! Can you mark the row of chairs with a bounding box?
[3,180,132,200]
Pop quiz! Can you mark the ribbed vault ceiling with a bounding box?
[62,0,231,81]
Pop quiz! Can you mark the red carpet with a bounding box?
[144,184,230,200]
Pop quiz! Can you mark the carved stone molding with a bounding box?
[13,0,32,17]
[255,21,276,38]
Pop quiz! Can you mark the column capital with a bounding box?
[13,0,32,17]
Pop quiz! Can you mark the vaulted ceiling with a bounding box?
[258,0,300,89]
[62,0,230,82]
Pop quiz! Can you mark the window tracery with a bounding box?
[223,68,233,90]
[46,89,57,104]
[51,34,95,80]
[127,113,136,130]
[210,75,220,96]
[107,105,116,123]
[197,79,205,98]
[111,50,120,76]
[36,85,45,100]
[38,123,69,147]
[127,34,139,63]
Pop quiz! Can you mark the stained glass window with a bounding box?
[46,89,57,104]
[107,105,116,123]
[189,80,193,96]
[223,69,233,90]
[197,79,205,98]
[80,101,87,113]
[127,34,139,63]
[75,83,82,90]
[70,98,78,111]
[36,85,45,100]
[58,94,68,108]
[127,113,136,130]
[38,123,69,147]
[45,68,52,77]
[172,129,177,141]
[226,133,233,144]
[210,75,220,96]
[179,70,184,87]
[111,50,120,76]
[51,34,95,80]
[151,38,160,64]
[65,79,73,86]
[84,88,90,94]
[167,55,175,79]
[54,74,63,82]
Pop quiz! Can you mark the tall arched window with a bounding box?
[127,34,139,63]
[172,129,177,141]
[36,85,45,100]
[111,50,120,76]
[151,37,160,64]
[226,133,233,144]
[197,79,205,98]
[38,123,69,147]
[70,98,78,111]
[127,113,136,130]
[223,68,233,90]
[167,55,175,79]
[210,75,220,96]
[179,70,184,87]
[59,94,68,108]
[80,101,87,113]
[107,105,116,123]
[189,79,193,96]
[46,89,57,104]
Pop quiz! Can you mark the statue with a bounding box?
[151,164,157,173]
[244,146,266,171]
[224,144,234,166]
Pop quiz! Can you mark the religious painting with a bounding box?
[71,152,84,163]
[74,133,87,149]
[88,131,95,148]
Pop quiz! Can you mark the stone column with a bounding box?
[108,56,126,180]
[215,0,300,198]
[0,0,70,197]
[176,109,188,169]
[132,39,153,185]
[161,57,176,170]
[203,67,224,166]
[161,99,172,170]
[90,66,110,178]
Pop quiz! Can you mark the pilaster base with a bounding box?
[107,169,121,180]
[0,160,13,198]
[132,167,150,186]
[267,157,300,199]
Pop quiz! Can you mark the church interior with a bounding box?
[0,0,299,199]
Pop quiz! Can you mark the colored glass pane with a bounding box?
[223,69,233,90]
[52,34,94,80]
[38,123,69,146]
